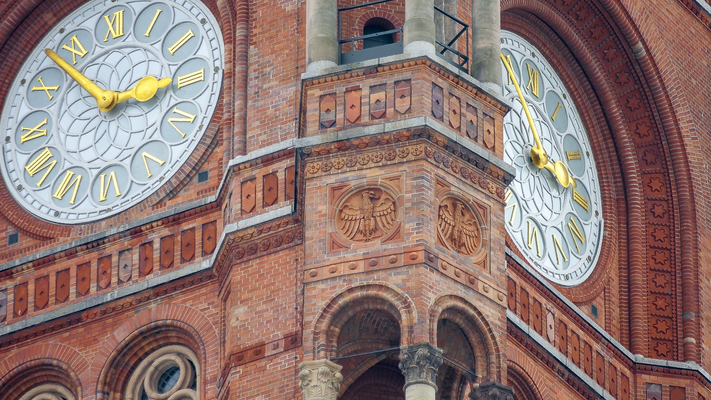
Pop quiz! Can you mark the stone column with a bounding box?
[404,0,436,54]
[470,382,515,400]
[298,359,343,400]
[306,0,338,74]
[398,342,444,400]
[470,0,502,89]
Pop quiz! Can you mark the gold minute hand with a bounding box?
[44,49,117,112]
[500,52,547,168]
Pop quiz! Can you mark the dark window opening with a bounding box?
[363,18,396,49]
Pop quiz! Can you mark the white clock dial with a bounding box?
[0,0,223,223]
[501,31,603,286]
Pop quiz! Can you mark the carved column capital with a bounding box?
[298,359,343,400]
[470,382,515,400]
[398,342,444,391]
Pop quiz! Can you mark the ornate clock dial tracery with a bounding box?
[501,30,603,286]
[0,0,223,223]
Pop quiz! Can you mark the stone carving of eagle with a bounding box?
[339,191,396,241]
[438,201,480,255]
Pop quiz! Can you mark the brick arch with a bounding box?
[502,0,691,360]
[340,360,405,400]
[507,361,542,400]
[92,304,217,400]
[0,358,83,399]
[312,282,416,359]
[429,294,502,381]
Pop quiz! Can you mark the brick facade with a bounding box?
[1,0,711,399]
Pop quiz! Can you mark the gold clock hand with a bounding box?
[115,76,172,105]
[542,159,577,188]
[44,49,118,112]
[500,52,548,169]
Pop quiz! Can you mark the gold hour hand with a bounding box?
[543,159,577,188]
[500,52,548,169]
[115,76,172,105]
[44,49,117,112]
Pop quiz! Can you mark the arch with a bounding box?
[507,361,542,400]
[312,282,416,359]
[93,304,217,400]
[429,294,502,381]
[363,17,396,49]
[0,359,82,400]
[501,0,695,359]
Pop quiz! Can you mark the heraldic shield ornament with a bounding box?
[437,196,482,256]
[337,187,397,242]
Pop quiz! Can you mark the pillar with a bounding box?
[298,359,343,400]
[470,0,501,88]
[398,342,443,400]
[306,0,338,74]
[404,0,436,54]
[470,382,515,400]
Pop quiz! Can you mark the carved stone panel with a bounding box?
[0,290,6,322]
[181,228,195,263]
[320,93,336,129]
[285,166,295,200]
[432,84,444,120]
[264,173,279,207]
[646,383,662,400]
[595,352,605,387]
[507,278,516,312]
[15,282,28,317]
[449,95,460,130]
[395,80,411,114]
[519,289,529,324]
[557,321,567,355]
[582,341,592,375]
[531,299,542,334]
[203,221,217,255]
[398,343,443,390]
[298,359,343,400]
[370,84,386,119]
[97,255,111,289]
[570,332,580,365]
[608,364,617,398]
[161,235,174,270]
[242,179,256,215]
[620,374,630,400]
[466,104,478,141]
[118,249,132,283]
[345,89,361,125]
[546,311,555,343]
[483,114,495,150]
[437,197,481,256]
[35,276,49,310]
[56,269,70,303]
[77,262,91,296]
[139,242,154,276]
[670,386,685,400]
[337,187,397,242]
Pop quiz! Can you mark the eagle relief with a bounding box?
[438,197,482,255]
[338,188,397,242]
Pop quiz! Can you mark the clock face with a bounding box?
[501,31,603,286]
[0,0,223,223]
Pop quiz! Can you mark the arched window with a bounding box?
[125,345,200,400]
[19,383,75,400]
[362,18,396,49]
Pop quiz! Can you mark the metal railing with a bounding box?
[338,0,404,64]
[434,5,469,71]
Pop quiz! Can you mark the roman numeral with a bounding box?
[167,29,195,55]
[144,9,163,37]
[177,69,204,89]
[551,102,562,121]
[572,189,589,212]
[525,62,540,98]
[526,220,541,258]
[25,147,57,186]
[53,170,82,204]
[31,77,60,100]
[566,151,582,160]
[567,216,585,253]
[20,118,48,143]
[98,171,122,202]
[167,107,197,137]
[552,233,569,265]
[103,9,125,42]
[141,152,165,178]
[61,35,88,65]
[504,188,518,227]
[503,54,514,85]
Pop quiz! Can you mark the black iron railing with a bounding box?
[338,0,404,64]
[434,5,469,70]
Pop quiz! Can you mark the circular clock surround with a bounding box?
[501,30,603,286]
[0,0,223,223]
